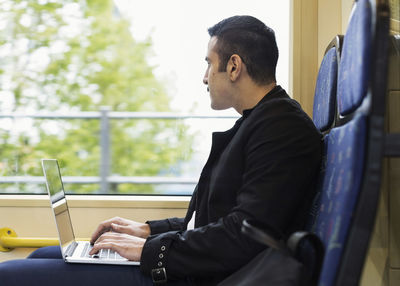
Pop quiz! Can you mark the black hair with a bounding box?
[208,15,278,85]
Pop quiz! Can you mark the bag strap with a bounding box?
[241,219,287,250]
[242,220,324,285]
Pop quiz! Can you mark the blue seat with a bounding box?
[337,0,372,116]
[311,0,391,285]
[313,36,342,133]
[311,114,367,286]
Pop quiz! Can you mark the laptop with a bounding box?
[41,159,139,265]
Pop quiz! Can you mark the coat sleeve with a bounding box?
[146,218,185,235]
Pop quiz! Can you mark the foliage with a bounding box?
[0,0,193,194]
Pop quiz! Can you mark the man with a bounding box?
[0,15,322,286]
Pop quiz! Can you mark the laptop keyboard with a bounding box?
[81,242,125,260]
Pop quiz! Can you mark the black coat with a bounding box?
[141,86,323,285]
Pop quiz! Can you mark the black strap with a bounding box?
[242,220,324,286]
[241,220,286,250]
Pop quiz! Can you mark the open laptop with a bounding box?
[41,158,139,265]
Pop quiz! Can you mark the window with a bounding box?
[0,0,290,195]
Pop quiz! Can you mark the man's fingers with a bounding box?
[89,232,145,261]
[90,225,110,244]
[94,232,123,243]
[89,241,119,256]
[90,217,125,244]
[111,223,131,234]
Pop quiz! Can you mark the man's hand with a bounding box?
[89,232,146,261]
[90,217,151,245]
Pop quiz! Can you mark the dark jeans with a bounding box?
[0,246,190,286]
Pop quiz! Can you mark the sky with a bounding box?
[113,0,290,115]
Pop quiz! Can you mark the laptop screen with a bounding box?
[41,159,76,253]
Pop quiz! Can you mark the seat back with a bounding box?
[334,0,391,284]
[308,0,391,285]
[312,114,367,286]
[337,0,373,117]
[313,36,343,133]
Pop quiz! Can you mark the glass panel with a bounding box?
[0,0,289,194]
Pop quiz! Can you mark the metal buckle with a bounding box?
[151,267,167,284]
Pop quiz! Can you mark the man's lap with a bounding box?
[0,246,189,286]
[27,245,63,259]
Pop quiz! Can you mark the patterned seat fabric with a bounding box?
[311,1,374,284]
[313,47,338,132]
[305,0,390,284]
[312,113,367,286]
[337,0,372,116]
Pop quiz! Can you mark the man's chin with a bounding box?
[211,106,224,111]
[210,102,229,111]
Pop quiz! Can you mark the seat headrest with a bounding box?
[337,0,372,116]
[313,47,338,132]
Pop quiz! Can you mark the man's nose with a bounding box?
[203,75,208,85]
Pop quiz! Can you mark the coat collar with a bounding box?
[242,85,285,119]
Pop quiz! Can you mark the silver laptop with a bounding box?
[41,159,139,265]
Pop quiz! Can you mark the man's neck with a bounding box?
[234,82,277,115]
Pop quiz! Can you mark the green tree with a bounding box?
[0,0,193,194]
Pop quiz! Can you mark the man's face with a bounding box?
[203,37,232,110]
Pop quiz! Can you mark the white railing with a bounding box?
[0,108,238,193]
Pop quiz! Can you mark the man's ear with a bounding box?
[226,54,243,82]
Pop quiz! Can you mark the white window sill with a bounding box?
[0,194,191,209]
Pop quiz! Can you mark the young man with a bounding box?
[0,16,322,286]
